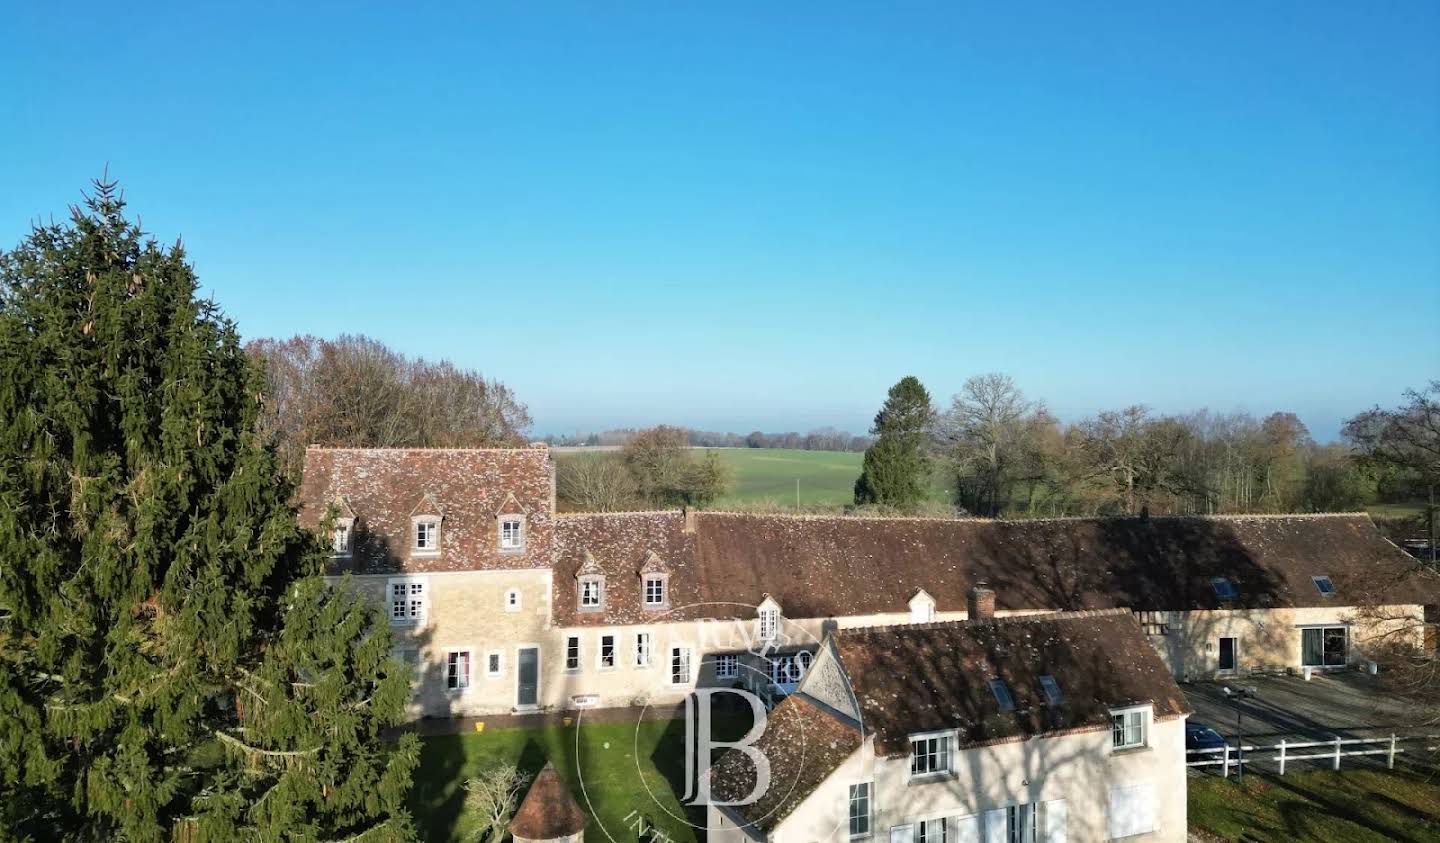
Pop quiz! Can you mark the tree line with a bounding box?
[543,426,871,452]
[853,373,1439,536]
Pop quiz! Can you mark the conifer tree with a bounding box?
[0,180,418,841]
[854,376,935,509]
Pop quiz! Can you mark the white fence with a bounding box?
[1186,734,1439,777]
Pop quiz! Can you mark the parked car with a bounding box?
[1186,721,1227,760]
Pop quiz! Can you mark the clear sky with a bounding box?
[3,3,1437,440]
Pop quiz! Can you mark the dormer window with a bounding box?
[579,576,605,611]
[643,574,668,608]
[758,605,780,642]
[908,730,955,779]
[1110,705,1149,750]
[331,518,354,556]
[1210,577,1236,600]
[499,516,525,552]
[1313,575,1335,596]
[909,588,936,623]
[413,518,440,554]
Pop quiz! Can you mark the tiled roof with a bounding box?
[300,447,554,574]
[711,610,1187,834]
[552,511,1437,623]
[833,609,1189,757]
[510,762,586,840]
[709,694,862,833]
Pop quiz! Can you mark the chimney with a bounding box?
[968,583,996,623]
[682,507,697,534]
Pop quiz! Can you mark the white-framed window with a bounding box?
[643,574,667,607]
[598,634,617,670]
[504,588,521,612]
[670,645,693,685]
[917,817,946,843]
[848,782,872,838]
[768,651,812,685]
[1006,802,1038,843]
[635,632,653,668]
[715,653,739,679]
[332,518,354,556]
[579,576,605,611]
[445,650,471,691]
[565,636,581,672]
[1111,706,1148,750]
[989,679,1016,712]
[1301,625,1349,667]
[388,578,427,625]
[499,516,524,551]
[1312,575,1335,596]
[1107,782,1157,839]
[413,518,440,554]
[908,731,954,778]
[486,651,503,677]
[758,606,780,642]
[1137,610,1171,636]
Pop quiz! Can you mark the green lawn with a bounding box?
[1189,769,1440,842]
[409,716,749,843]
[556,447,953,509]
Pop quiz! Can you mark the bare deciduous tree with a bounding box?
[556,454,638,512]
[246,334,531,472]
[461,764,531,843]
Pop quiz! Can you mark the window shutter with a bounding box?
[983,808,1006,843]
[1043,799,1067,843]
[1108,783,1155,838]
[952,814,982,843]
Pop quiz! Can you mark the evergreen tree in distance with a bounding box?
[854,376,936,509]
[0,180,418,841]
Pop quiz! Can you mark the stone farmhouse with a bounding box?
[299,446,1439,720]
[709,610,1190,843]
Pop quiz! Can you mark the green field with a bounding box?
[704,448,863,507]
[556,447,952,509]
[1189,769,1440,842]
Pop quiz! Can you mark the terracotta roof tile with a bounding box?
[510,762,586,840]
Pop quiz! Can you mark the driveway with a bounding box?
[1182,671,1424,744]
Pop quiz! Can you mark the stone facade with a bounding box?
[302,447,1440,719]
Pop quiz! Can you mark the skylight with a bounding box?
[989,679,1016,712]
[1210,577,1237,600]
[1313,575,1335,596]
[1039,675,1063,707]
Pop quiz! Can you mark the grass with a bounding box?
[557,447,953,510]
[1188,769,1440,842]
[409,715,750,843]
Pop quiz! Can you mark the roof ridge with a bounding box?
[305,445,546,454]
[695,510,1372,524]
[555,509,684,519]
[837,608,1131,637]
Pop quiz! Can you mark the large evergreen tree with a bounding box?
[0,181,417,841]
[854,376,935,509]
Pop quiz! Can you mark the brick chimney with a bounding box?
[968,583,996,623]
[682,507,697,534]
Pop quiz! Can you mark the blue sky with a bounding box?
[3,3,1437,439]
